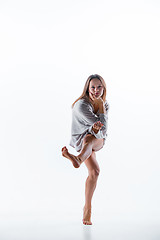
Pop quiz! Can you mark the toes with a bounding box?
[83,220,92,225]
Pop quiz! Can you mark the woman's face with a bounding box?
[88,78,104,101]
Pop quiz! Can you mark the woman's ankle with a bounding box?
[84,204,92,210]
[77,156,82,164]
[77,154,84,162]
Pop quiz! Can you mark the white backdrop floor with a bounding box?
[0,211,159,240]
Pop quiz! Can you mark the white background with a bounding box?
[0,0,160,239]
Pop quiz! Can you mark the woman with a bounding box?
[61,74,110,225]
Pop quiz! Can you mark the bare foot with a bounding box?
[61,146,82,168]
[83,207,92,225]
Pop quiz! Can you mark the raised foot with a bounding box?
[61,146,82,168]
[83,207,92,225]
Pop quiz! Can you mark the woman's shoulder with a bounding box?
[73,97,92,110]
[75,97,91,105]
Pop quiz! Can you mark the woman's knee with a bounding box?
[89,168,100,180]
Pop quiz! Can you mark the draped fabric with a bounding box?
[69,97,110,152]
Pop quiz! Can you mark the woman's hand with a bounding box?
[89,93,106,114]
[92,121,103,134]
[89,93,104,106]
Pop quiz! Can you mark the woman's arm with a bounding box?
[74,98,109,139]
[99,102,107,114]
[75,99,107,126]
[90,96,107,133]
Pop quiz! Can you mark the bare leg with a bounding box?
[61,134,103,224]
[61,134,103,168]
[77,135,94,162]
[78,134,104,162]
[61,146,81,168]
[83,151,100,225]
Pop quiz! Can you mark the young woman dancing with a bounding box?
[61,74,110,225]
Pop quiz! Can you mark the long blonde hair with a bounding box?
[72,74,107,108]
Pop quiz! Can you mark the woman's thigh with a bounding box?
[92,136,104,152]
[84,151,100,173]
[82,134,104,152]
